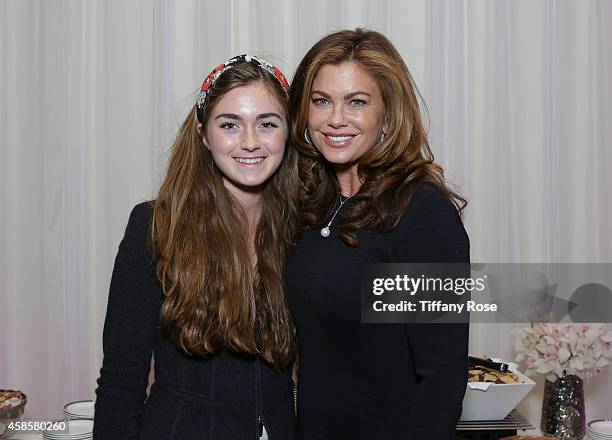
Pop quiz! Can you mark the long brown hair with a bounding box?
[152,61,299,367]
[289,28,466,246]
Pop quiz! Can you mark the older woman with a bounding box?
[285,29,470,439]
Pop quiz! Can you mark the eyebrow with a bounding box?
[214,112,283,120]
[310,90,372,99]
[256,112,282,120]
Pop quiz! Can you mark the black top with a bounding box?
[93,202,297,440]
[284,185,470,440]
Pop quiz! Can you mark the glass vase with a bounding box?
[541,372,586,440]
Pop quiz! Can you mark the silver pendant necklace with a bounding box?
[320,194,352,238]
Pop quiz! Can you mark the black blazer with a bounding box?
[93,202,297,440]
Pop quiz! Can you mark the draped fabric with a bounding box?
[1,0,610,424]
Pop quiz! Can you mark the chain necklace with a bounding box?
[320,194,352,238]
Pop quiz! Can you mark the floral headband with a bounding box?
[196,54,290,123]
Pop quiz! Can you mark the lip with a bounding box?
[321,132,358,148]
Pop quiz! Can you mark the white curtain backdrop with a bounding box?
[1,0,611,428]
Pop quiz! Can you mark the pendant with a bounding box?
[320,227,331,238]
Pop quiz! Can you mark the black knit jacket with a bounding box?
[93,202,297,440]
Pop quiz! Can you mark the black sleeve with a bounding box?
[397,187,470,439]
[93,202,159,440]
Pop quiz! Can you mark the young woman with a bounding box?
[94,55,299,440]
[285,29,470,439]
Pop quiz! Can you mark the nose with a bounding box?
[241,127,261,152]
[327,104,348,128]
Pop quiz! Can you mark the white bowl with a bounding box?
[460,359,535,421]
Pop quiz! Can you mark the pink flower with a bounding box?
[514,323,612,381]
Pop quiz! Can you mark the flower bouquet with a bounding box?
[513,323,612,439]
[514,323,612,382]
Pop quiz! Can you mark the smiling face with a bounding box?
[200,81,288,197]
[307,62,387,169]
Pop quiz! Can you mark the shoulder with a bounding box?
[400,184,461,227]
[119,200,156,260]
[125,200,155,234]
[393,184,469,262]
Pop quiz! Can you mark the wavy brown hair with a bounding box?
[289,28,466,246]
[152,61,300,367]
